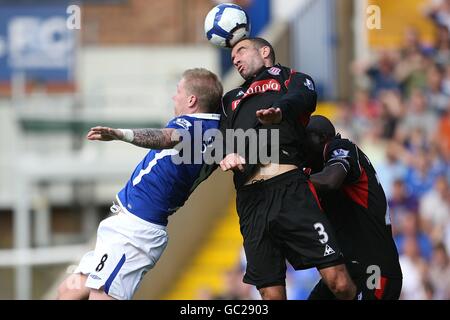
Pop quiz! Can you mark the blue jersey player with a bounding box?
[57,68,223,300]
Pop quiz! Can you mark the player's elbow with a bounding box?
[166,139,180,149]
[317,168,345,191]
[163,129,180,149]
[325,176,341,191]
[56,282,66,299]
[311,175,340,192]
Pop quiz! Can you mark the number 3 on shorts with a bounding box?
[313,223,329,244]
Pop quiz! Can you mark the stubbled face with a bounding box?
[231,39,266,80]
[172,78,190,116]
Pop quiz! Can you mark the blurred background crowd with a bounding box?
[0,0,449,300]
[341,5,450,299]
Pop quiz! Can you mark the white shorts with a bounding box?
[76,204,168,300]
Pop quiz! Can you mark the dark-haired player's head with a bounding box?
[231,37,275,80]
[173,68,223,116]
[305,115,337,169]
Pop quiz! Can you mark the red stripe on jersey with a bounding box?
[283,69,310,127]
[375,276,388,299]
[307,180,323,211]
[343,166,369,209]
[284,69,296,88]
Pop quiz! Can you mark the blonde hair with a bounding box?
[182,68,223,113]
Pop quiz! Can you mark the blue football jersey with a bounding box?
[116,113,220,226]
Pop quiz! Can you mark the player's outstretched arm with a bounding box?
[310,163,347,191]
[131,128,180,149]
[87,127,180,149]
[87,126,124,141]
[272,72,317,124]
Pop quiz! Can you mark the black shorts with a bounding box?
[308,263,403,300]
[236,169,344,290]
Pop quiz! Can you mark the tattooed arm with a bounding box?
[87,126,180,149]
[131,128,180,149]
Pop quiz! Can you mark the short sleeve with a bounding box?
[323,138,361,184]
[166,116,194,131]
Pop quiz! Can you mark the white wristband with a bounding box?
[118,129,134,143]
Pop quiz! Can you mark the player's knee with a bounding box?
[326,273,356,300]
[57,281,76,300]
[259,286,286,300]
[320,266,356,300]
[329,276,355,299]
[89,288,116,300]
[56,274,89,300]
[56,282,67,299]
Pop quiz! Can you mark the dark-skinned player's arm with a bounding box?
[309,163,347,192]
[310,139,362,192]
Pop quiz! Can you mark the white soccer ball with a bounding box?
[204,3,250,48]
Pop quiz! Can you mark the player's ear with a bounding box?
[260,46,270,60]
[187,95,197,107]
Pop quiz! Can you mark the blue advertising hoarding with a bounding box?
[0,3,76,84]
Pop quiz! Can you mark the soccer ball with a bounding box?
[204,3,250,48]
